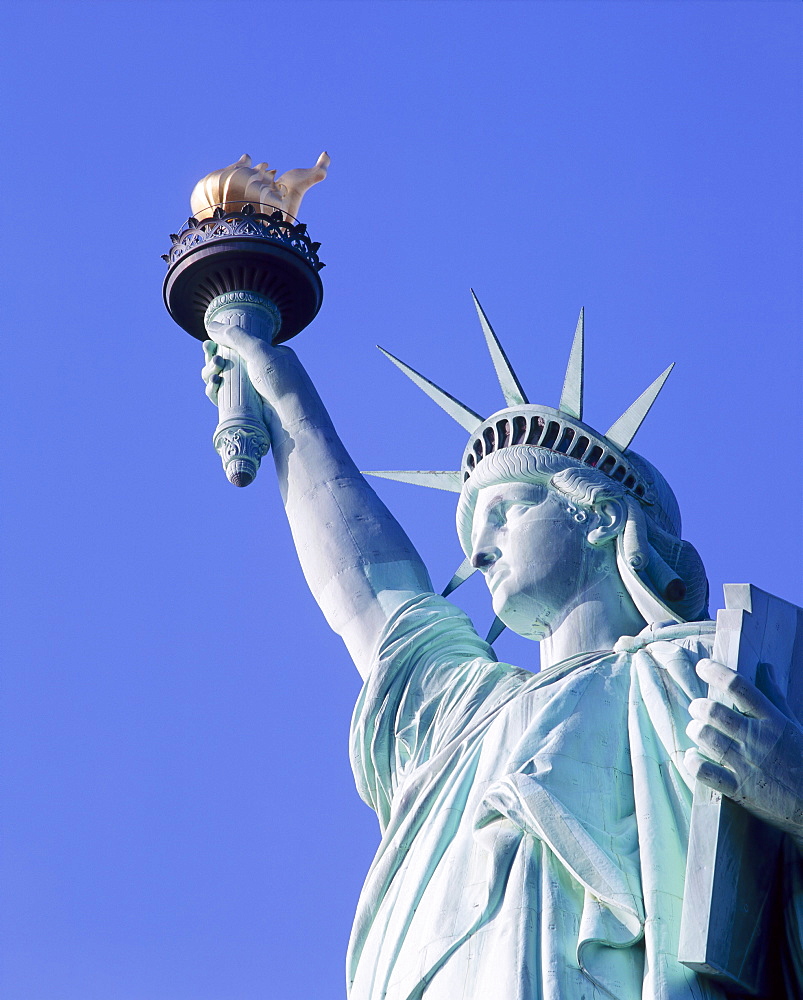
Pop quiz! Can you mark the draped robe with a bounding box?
[347,594,803,1000]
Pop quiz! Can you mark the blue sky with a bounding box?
[1,2,801,998]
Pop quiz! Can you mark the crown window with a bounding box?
[541,421,560,450]
[571,436,590,460]
[496,420,512,448]
[527,416,545,445]
[512,416,527,445]
[555,427,575,453]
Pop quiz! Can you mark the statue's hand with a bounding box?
[204,319,287,368]
[201,323,295,419]
[201,338,277,429]
[201,340,226,406]
[685,658,803,845]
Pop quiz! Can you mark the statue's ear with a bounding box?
[586,498,627,547]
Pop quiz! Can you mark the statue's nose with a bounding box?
[472,547,501,569]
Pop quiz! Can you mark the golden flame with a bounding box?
[190,152,330,222]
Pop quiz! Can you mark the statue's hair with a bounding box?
[456,446,709,622]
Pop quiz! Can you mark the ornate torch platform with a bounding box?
[162,153,328,486]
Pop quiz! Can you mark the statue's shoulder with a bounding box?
[612,619,716,657]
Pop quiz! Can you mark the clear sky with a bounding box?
[1,2,801,998]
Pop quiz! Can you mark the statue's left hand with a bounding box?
[685,658,803,846]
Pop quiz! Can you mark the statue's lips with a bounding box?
[486,566,508,594]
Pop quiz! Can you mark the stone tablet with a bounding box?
[679,583,803,994]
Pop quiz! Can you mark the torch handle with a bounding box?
[204,291,282,488]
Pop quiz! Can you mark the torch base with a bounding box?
[164,236,323,344]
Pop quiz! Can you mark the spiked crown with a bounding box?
[365,293,705,643]
[370,292,673,508]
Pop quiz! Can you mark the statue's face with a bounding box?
[470,480,598,640]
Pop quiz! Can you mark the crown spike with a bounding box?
[558,308,584,420]
[605,363,675,451]
[485,615,506,645]
[471,290,528,407]
[442,557,477,597]
[363,470,463,493]
[378,347,484,433]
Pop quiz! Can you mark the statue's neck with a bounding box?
[538,572,646,671]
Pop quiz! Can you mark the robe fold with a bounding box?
[347,594,799,999]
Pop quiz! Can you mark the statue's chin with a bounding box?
[518,620,551,641]
[494,597,552,641]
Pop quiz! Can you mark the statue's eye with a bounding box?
[501,502,532,522]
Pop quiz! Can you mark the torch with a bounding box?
[162,153,329,486]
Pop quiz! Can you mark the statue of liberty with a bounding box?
[175,156,803,999]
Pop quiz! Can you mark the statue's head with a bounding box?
[367,294,709,641]
[455,445,708,639]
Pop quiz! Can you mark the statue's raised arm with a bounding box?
[202,327,433,674]
[164,152,434,676]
